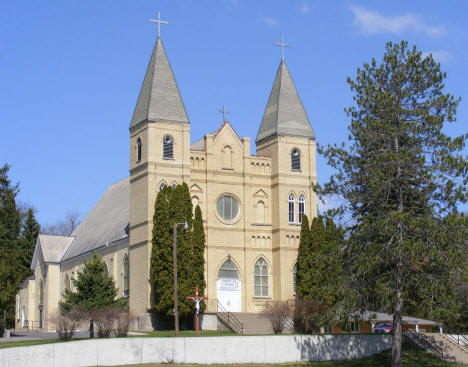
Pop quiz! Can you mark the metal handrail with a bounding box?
[404,323,444,359]
[444,333,468,346]
[265,301,294,330]
[216,300,243,334]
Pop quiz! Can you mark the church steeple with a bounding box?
[130,36,189,128]
[256,59,315,143]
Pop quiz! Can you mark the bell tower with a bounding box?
[128,13,190,329]
[256,37,317,302]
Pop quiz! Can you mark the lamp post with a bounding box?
[173,221,188,337]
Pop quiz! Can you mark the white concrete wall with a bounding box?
[0,334,391,367]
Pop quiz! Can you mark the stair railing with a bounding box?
[444,333,468,346]
[403,323,444,360]
[216,300,243,335]
[265,301,294,331]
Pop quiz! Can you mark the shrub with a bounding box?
[50,307,83,340]
[115,310,135,337]
[293,298,328,334]
[264,301,292,334]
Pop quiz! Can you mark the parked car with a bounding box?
[373,322,393,333]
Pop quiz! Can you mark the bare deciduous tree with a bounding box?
[41,210,81,236]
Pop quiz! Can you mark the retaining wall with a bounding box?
[0,334,392,367]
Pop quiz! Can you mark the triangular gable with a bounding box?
[190,183,203,193]
[253,189,268,198]
[212,121,243,148]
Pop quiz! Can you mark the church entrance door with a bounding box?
[217,259,241,312]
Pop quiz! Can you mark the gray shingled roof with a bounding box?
[31,235,74,268]
[256,60,314,143]
[130,38,189,128]
[61,177,129,261]
[190,137,205,151]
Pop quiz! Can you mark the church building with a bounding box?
[15,21,317,331]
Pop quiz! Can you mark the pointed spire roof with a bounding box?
[130,38,189,128]
[256,60,314,143]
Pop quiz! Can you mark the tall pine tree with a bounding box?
[0,164,22,327]
[151,183,206,326]
[192,205,206,314]
[19,208,40,280]
[319,41,468,367]
[296,215,312,299]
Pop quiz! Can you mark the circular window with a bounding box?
[216,195,239,221]
[292,148,299,157]
[164,136,173,144]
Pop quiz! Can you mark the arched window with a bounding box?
[288,194,295,223]
[123,255,129,297]
[103,262,109,275]
[218,259,240,280]
[163,135,174,159]
[254,258,269,297]
[291,148,301,171]
[293,263,298,294]
[192,196,199,208]
[298,195,305,223]
[136,137,142,163]
[158,183,166,191]
[64,274,71,291]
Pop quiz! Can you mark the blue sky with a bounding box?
[1,1,467,225]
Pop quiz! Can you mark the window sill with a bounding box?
[162,157,175,161]
[136,160,141,164]
[289,222,301,226]
[251,223,272,227]
[291,169,302,172]
[253,296,271,299]
[222,167,234,171]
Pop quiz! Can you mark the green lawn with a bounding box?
[139,330,235,337]
[0,338,86,349]
[95,343,467,367]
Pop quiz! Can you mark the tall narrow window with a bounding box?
[64,274,71,291]
[291,148,301,170]
[136,137,142,163]
[163,135,174,159]
[288,194,295,223]
[158,183,166,191]
[123,255,129,297]
[223,146,232,168]
[298,195,305,223]
[254,258,269,297]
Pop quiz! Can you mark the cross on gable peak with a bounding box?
[273,35,291,61]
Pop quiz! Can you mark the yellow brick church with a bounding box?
[15,25,317,331]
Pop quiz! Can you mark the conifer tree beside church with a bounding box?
[296,215,312,299]
[192,205,206,314]
[151,183,206,325]
[19,208,40,279]
[319,41,468,367]
[0,164,22,327]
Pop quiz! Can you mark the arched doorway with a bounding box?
[217,259,241,312]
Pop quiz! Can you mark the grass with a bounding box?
[138,330,235,338]
[0,330,234,349]
[0,338,86,349]
[92,343,467,367]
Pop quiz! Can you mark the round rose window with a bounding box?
[216,195,239,221]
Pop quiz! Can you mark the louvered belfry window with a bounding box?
[163,135,174,159]
[136,137,142,162]
[291,148,301,170]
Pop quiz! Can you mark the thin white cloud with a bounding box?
[422,50,453,63]
[300,1,310,14]
[261,16,279,27]
[349,5,445,37]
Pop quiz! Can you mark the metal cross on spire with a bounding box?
[219,106,229,122]
[273,35,291,61]
[150,11,169,39]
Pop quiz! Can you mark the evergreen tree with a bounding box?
[296,215,312,299]
[60,253,122,338]
[0,164,22,327]
[151,183,206,327]
[19,208,40,279]
[319,41,468,367]
[192,205,206,314]
[151,186,173,318]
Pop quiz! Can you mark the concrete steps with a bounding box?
[406,332,468,364]
[231,313,275,335]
